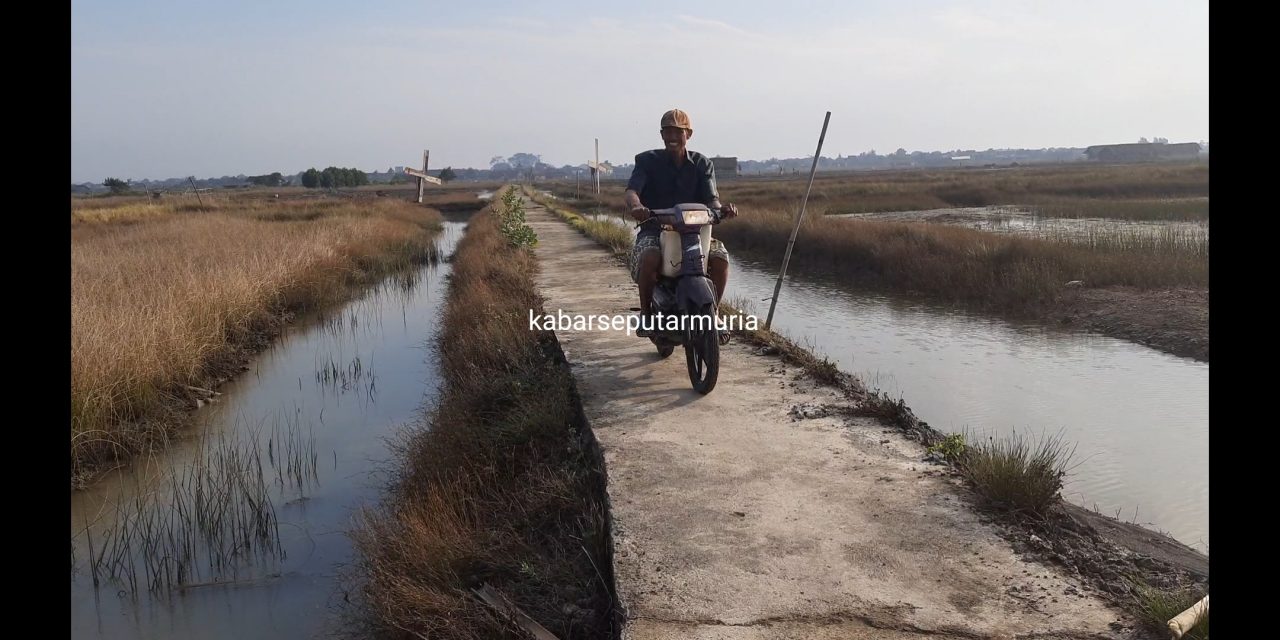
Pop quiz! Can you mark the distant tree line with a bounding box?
[102,177,131,194]
[300,167,370,189]
[84,140,1194,194]
[247,172,285,187]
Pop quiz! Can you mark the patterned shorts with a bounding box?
[629,226,729,284]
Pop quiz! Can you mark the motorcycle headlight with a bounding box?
[680,209,713,226]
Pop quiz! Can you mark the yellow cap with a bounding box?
[661,108,692,131]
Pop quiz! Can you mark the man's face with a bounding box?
[661,126,691,153]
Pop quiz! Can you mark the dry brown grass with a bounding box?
[71,197,443,482]
[350,199,615,639]
[527,190,633,257]
[721,162,1209,217]
[1132,582,1209,639]
[70,182,498,222]
[541,161,1208,219]
[955,430,1078,517]
[714,207,1206,310]
[1023,196,1209,221]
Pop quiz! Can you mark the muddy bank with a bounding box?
[1055,286,1208,362]
[992,502,1210,611]
[829,207,1208,362]
[856,389,1208,620]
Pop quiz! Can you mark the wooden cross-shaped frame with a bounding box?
[404,150,441,203]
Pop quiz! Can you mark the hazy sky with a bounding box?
[71,0,1208,183]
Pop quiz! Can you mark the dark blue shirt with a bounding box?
[626,149,719,210]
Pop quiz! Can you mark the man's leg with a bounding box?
[708,257,728,305]
[638,252,661,314]
[630,229,663,336]
[707,238,730,305]
[708,241,732,344]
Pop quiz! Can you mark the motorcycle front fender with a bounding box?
[675,275,716,312]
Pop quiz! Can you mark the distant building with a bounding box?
[711,156,739,178]
[1083,142,1202,162]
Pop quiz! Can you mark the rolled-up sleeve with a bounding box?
[626,154,648,193]
[698,156,719,205]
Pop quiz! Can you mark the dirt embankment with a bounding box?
[1055,287,1208,362]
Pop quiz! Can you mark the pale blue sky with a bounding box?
[71,0,1208,183]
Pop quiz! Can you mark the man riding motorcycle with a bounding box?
[624,108,738,337]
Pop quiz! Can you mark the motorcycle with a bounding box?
[637,203,726,394]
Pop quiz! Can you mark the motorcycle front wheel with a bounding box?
[684,306,719,394]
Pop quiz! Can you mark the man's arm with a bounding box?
[624,189,643,210]
[625,154,650,221]
[697,155,720,208]
[624,190,650,221]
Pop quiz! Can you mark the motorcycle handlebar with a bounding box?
[636,206,724,226]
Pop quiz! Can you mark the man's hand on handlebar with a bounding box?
[719,202,738,219]
[629,206,652,222]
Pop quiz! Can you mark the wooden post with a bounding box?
[764,111,831,331]
[188,177,203,207]
[417,150,429,204]
[595,138,601,195]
